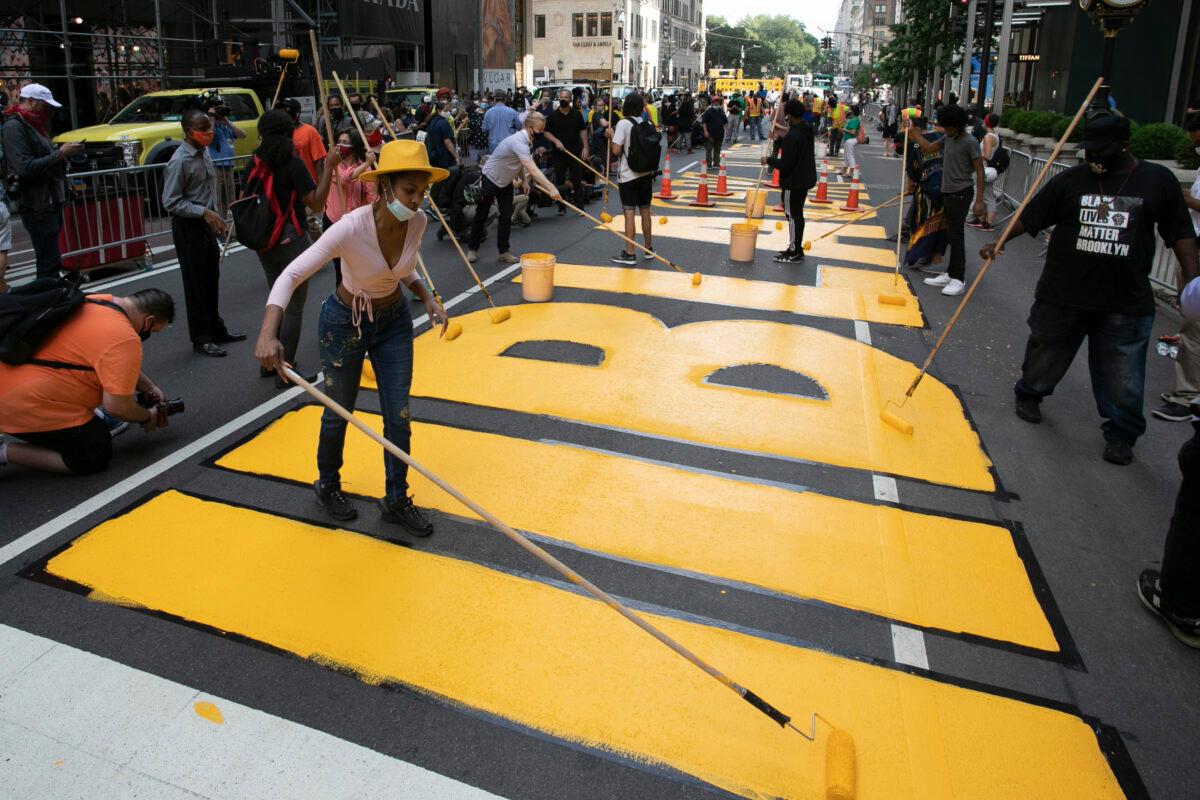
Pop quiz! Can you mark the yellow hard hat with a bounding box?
[359,139,450,184]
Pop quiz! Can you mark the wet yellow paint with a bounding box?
[193,700,225,725]
[390,303,994,490]
[46,492,1123,800]
[512,263,922,327]
[217,407,1056,650]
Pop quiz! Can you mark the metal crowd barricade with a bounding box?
[6,155,252,287]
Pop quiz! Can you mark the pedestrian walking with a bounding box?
[254,139,451,535]
[828,96,845,158]
[763,99,816,264]
[701,97,727,169]
[161,109,244,357]
[746,92,763,141]
[607,93,657,266]
[1,84,81,280]
[909,104,985,297]
[980,114,1200,465]
[968,113,1004,232]
[726,92,741,144]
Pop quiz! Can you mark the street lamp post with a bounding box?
[1078,0,1152,118]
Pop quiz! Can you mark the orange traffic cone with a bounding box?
[658,153,679,200]
[766,168,780,188]
[712,152,734,196]
[811,162,832,204]
[840,179,861,211]
[690,162,716,207]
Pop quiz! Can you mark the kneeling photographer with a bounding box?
[0,287,178,476]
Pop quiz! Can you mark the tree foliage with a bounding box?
[876,0,966,92]
[705,14,819,76]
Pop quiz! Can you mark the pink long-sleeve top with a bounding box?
[266,204,426,312]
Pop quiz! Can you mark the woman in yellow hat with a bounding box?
[255,139,450,536]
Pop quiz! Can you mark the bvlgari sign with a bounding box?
[338,0,423,42]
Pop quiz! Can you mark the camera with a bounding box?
[136,392,186,417]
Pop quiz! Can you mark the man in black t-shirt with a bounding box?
[981,115,1200,465]
[542,89,589,210]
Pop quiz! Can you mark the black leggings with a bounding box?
[781,188,807,252]
[1163,424,1200,617]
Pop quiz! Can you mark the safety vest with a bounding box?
[902,106,920,119]
[831,104,846,127]
[747,96,761,117]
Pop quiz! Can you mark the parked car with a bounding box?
[384,86,439,108]
[532,82,596,104]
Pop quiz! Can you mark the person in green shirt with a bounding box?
[841,105,862,176]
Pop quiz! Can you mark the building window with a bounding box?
[572,13,584,37]
[395,43,419,72]
[534,14,546,38]
[586,12,598,37]
[874,3,886,12]
[601,12,612,36]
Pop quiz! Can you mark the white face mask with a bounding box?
[384,183,417,223]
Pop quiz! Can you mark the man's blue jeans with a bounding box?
[1015,299,1154,445]
[316,293,414,505]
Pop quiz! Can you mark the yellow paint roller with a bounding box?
[879,75,1106,437]
[284,364,857,800]
[600,211,614,224]
[271,48,301,109]
[800,192,904,252]
[425,196,512,324]
[414,253,461,341]
[558,198,701,287]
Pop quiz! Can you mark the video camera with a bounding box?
[136,392,186,417]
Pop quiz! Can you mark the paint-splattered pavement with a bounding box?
[1,137,1195,799]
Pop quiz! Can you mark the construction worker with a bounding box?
[829,96,846,158]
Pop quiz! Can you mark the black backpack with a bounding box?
[625,119,662,174]
[231,157,302,251]
[0,278,124,369]
[988,134,1011,174]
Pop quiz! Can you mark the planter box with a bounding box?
[996,127,1016,138]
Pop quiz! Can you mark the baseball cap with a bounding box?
[19,83,62,108]
[1079,114,1131,149]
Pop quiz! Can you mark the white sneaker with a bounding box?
[466,250,478,263]
[941,278,966,296]
[924,273,952,287]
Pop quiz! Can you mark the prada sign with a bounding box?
[337,0,424,42]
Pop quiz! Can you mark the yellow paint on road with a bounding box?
[217,407,1057,650]
[45,492,1122,800]
[512,263,922,327]
[382,304,994,490]
[193,701,225,725]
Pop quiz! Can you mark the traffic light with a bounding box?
[821,36,832,50]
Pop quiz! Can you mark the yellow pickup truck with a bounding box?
[53,87,263,171]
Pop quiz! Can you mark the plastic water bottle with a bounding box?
[1158,341,1179,359]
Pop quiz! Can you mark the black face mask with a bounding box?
[330,107,344,120]
[1085,142,1125,173]
[560,100,571,108]
[351,102,361,111]
[139,319,154,342]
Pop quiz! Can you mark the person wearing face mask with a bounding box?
[255,140,451,535]
[980,114,1200,466]
[424,100,459,170]
[542,89,589,213]
[465,112,562,265]
[317,94,355,142]
[162,109,244,357]
[0,288,175,476]
[1,84,82,280]
[277,98,328,243]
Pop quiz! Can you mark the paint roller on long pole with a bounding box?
[271,48,301,110]
[880,76,1105,437]
[425,196,511,324]
[307,29,335,152]
[414,252,462,341]
[892,121,910,287]
[331,70,373,158]
[603,44,616,209]
[282,363,858,799]
[560,146,619,192]
[558,198,702,287]
[802,192,903,250]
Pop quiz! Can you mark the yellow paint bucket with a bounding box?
[729,223,759,263]
[744,189,768,219]
[520,252,556,302]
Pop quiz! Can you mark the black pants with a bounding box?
[941,187,973,281]
[553,150,586,208]
[255,236,311,364]
[13,416,112,475]
[781,188,807,252]
[828,128,843,157]
[20,207,64,280]
[172,215,227,345]
[1162,424,1200,617]
[468,176,513,254]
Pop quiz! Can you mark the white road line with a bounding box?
[860,319,932,671]
[0,261,522,570]
[678,160,700,173]
[0,625,504,799]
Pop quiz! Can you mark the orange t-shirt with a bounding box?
[293,123,328,183]
[0,296,142,433]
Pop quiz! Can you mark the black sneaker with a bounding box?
[1014,398,1042,424]
[610,251,637,265]
[1137,569,1200,649]
[780,251,806,263]
[773,248,795,262]
[1103,439,1134,465]
[314,480,358,521]
[379,496,434,537]
[1152,401,1193,422]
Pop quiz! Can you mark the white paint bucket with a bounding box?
[521,252,556,302]
[729,223,759,263]
[744,189,768,219]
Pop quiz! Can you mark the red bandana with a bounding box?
[4,104,49,135]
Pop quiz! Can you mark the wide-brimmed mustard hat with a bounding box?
[359,139,450,184]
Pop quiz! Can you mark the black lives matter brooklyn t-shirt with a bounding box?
[1019,160,1192,315]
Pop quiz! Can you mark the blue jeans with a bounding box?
[316,293,414,504]
[1015,299,1154,445]
[747,117,763,140]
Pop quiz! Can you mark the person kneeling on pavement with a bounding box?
[0,289,175,475]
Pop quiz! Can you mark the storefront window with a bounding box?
[601,12,612,36]
[535,15,546,38]
[572,13,584,37]
[586,12,598,37]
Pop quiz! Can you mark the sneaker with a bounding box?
[1103,439,1134,466]
[1152,401,1193,422]
[924,273,952,287]
[772,249,795,262]
[466,250,479,263]
[95,408,129,437]
[557,206,566,216]
[497,252,520,265]
[1137,569,1200,649]
[976,222,995,232]
[643,248,656,261]
[941,278,966,296]
[611,251,637,265]
[781,251,806,263]
[314,480,358,521]
[379,496,434,537]
[1014,398,1042,424]
[965,216,981,227]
